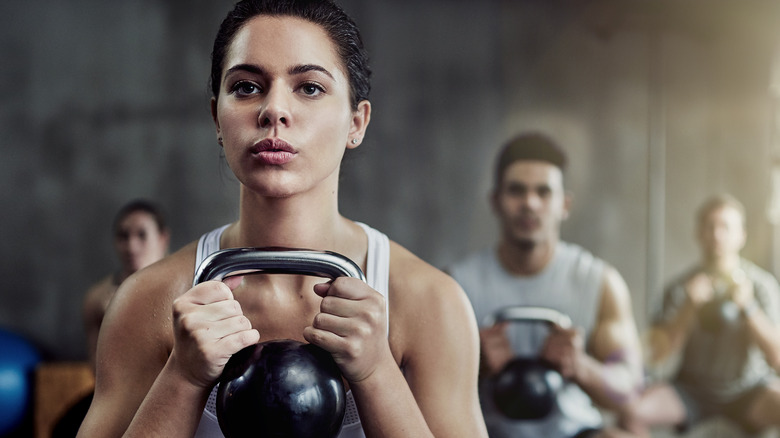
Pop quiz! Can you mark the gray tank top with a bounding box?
[448,241,605,438]
[193,223,390,438]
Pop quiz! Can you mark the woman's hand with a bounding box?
[303,277,391,383]
[169,277,260,388]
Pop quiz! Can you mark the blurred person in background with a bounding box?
[447,133,643,438]
[83,199,171,369]
[52,199,170,437]
[619,194,780,437]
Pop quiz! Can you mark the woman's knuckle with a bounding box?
[239,330,255,346]
[355,322,371,339]
[320,296,333,312]
[345,342,361,360]
[308,330,324,344]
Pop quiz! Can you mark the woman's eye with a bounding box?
[300,83,324,96]
[232,81,261,96]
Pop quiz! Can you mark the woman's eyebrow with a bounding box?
[288,64,334,80]
[224,63,267,78]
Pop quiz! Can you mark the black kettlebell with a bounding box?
[492,356,563,420]
[193,247,367,438]
[484,306,572,421]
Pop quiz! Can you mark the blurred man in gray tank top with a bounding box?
[447,133,644,438]
[619,194,780,436]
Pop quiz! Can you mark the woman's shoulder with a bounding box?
[387,240,460,297]
[95,242,200,372]
[386,240,478,363]
[386,241,472,326]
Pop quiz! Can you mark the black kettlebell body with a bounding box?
[217,339,346,438]
[492,356,563,420]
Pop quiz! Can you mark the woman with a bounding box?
[77,1,486,437]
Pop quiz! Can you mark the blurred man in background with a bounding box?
[619,194,780,436]
[447,133,643,438]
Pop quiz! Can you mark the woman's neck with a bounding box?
[227,184,345,251]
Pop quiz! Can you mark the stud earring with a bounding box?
[218,137,223,146]
[351,138,358,145]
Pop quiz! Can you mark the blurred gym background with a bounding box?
[1,0,779,436]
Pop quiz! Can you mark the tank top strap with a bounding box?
[195,224,230,269]
[354,223,389,293]
[355,221,390,334]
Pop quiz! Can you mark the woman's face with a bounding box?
[212,15,369,198]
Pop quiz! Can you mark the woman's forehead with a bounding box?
[226,15,345,78]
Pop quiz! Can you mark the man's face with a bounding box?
[493,160,569,248]
[698,205,745,261]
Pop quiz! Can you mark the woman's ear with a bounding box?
[347,100,371,149]
[211,97,222,146]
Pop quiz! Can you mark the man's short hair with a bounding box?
[696,193,746,230]
[494,132,567,189]
[113,199,168,234]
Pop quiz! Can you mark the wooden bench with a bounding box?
[34,362,94,438]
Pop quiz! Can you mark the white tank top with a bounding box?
[448,241,605,438]
[193,223,390,438]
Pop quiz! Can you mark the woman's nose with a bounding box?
[259,86,291,129]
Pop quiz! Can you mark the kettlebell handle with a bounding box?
[483,306,573,329]
[193,247,366,286]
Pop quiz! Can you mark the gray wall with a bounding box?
[2,0,779,361]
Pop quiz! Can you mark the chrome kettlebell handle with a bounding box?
[193,247,366,286]
[482,306,572,329]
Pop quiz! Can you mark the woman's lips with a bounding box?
[254,150,295,165]
[251,138,297,165]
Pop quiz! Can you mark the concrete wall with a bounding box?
[1,0,779,361]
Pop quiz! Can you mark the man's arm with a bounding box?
[732,274,780,371]
[646,272,713,364]
[543,265,644,411]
